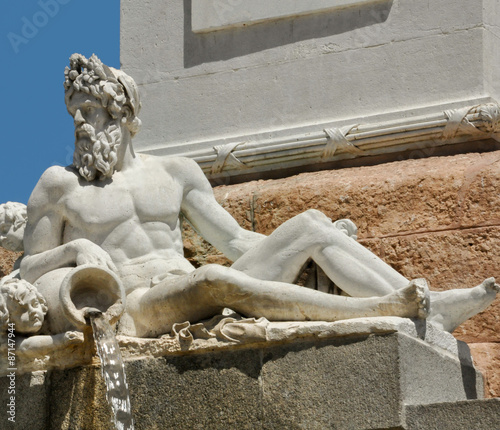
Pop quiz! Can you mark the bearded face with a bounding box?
[73,118,122,182]
[64,55,142,182]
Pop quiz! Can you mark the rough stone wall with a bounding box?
[184,150,500,398]
[0,248,21,278]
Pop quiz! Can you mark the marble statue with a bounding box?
[0,202,85,357]
[3,54,499,340]
[0,203,43,334]
[0,201,26,254]
[0,278,47,334]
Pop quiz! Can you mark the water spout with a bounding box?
[89,313,134,430]
[58,265,132,428]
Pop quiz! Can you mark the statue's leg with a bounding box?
[231,209,499,332]
[232,209,408,297]
[131,265,429,337]
[427,278,499,332]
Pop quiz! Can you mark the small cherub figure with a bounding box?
[0,277,83,355]
[0,201,27,253]
[0,201,27,279]
[0,202,84,356]
[0,278,47,334]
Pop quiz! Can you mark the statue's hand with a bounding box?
[73,239,118,273]
[63,331,84,345]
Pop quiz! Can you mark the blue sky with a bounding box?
[1,0,120,204]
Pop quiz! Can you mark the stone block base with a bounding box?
[1,332,490,429]
[405,399,500,430]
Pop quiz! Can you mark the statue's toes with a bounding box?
[482,277,498,292]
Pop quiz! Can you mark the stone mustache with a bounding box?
[1,53,499,341]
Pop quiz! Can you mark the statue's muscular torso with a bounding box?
[43,155,196,291]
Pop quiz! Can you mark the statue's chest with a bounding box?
[65,176,182,228]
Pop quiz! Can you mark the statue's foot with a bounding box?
[332,219,358,240]
[428,277,499,333]
[378,278,430,319]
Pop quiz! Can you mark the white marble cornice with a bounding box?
[140,98,500,181]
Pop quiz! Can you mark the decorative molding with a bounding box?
[193,102,500,178]
[139,99,500,180]
[443,104,500,140]
[211,141,249,174]
[322,125,362,159]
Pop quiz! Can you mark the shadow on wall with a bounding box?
[183,0,393,68]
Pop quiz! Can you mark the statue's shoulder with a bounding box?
[139,155,209,193]
[154,155,199,168]
[34,165,80,195]
[145,155,203,177]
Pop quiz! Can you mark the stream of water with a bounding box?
[90,315,134,430]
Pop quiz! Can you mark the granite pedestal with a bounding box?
[2,329,496,429]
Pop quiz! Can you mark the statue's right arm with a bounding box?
[17,331,83,356]
[20,167,115,283]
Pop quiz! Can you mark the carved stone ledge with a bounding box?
[0,317,470,376]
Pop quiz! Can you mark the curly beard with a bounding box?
[73,119,121,182]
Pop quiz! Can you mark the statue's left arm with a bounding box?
[175,158,265,262]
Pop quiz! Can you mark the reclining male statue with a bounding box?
[17,54,499,338]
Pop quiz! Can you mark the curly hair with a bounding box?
[64,53,141,136]
[0,201,27,231]
[0,278,48,332]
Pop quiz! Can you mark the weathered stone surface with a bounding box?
[0,371,49,430]
[123,0,500,182]
[212,151,500,238]
[260,335,403,429]
[361,228,500,343]
[0,316,462,378]
[48,367,112,430]
[0,247,20,277]
[182,220,231,268]
[405,398,500,430]
[469,343,500,398]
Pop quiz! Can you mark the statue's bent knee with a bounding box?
[190,264,231,287]
[297,209,332,226]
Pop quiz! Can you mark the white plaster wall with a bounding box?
[191,0,377,33]
[121,0,498,155]
[484,0,500,102]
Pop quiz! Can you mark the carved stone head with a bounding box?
[0,201,27,252]
[0,278,48,334]
[64,54,142,181]
[64,53,141,131]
